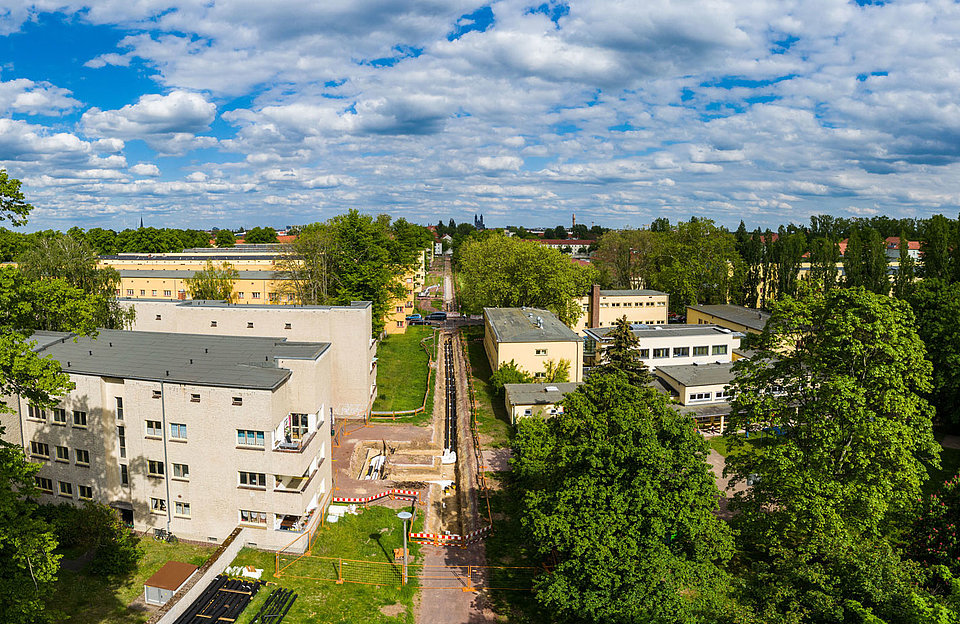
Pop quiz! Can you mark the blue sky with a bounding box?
[1,1,960,232]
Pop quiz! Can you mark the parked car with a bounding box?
[425,311,448,322]
[405,313,422,321]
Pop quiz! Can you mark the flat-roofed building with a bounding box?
[126,299,376,417]
[654,362,734,406]
[572,285,668,333]
[503,382,582,425]
[583,324,741,370]
[483,308,584,382]
[116,269,291,304]
[686,304,770,335]
[16,329,333,551]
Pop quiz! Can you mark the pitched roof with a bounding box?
[655,362,734,388]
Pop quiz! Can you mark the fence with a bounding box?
[369,328,438,420]
[459,330,496,529]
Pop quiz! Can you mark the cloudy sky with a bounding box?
[1,1,959,232]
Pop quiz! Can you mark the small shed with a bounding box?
[144,561,199,606]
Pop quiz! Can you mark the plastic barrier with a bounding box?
[332,489,421,505]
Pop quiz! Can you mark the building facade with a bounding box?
[15,330,333,551]
[483,308,584,382]
[583,324,741,370]
[654,362,735,406]
[503,382,582,425]
[126,299,376,418]
[572,285,669,333]
[686,304,770,335]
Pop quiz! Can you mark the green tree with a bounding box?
[0,169,33,226]
[489,360,533,396]
[542,358,570,383]
[843,226,889,293]
[893,231,916,299]
[457,234,597,326]
[596,315,651,385]
[807,236,841,292]
[214,229,236,248]
[243,226,279,244]
[909,472,960,574]
[921,214,954,281]
[513,371,734,623]
[186,261,238,302]
[725,288,939,544]
[17,234,134,329]
[775,228,807,299]
[906,279,960,424]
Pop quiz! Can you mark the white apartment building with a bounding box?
[572,285,668,334]
[654,362,735,406]
[126,299,376,417]
[583,324,741,370]
[15,329,333,552]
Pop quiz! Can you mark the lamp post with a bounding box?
[397,511,412,586]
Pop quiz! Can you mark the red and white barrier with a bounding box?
[332,489,420,504]
[409,524,492,546]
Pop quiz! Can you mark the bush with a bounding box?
[490,360,532,396]
[39,501,143,576]
[909,472,960,574]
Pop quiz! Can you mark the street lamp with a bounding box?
[397,510,412,586]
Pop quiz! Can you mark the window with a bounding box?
[523,409,533,417]
[534,349,548,356]
[533,372,546,379]
[210,320,218,327]
[693,346,709,356]
[78,485,93,500]
[58,481,73,497]
[146,420,162,437]
[35,477,53,493]
[73,410,87,427]
[715,389,732,401]
[151,498,166,513]
[657,301,665,306]
[155,314,162,320]
[673,347,690,357]
[690,392,712,402]
[232,396,243,406]
[712,345,728,356]
[396,321,403,328]
[120,464,129,486]
[75,449,89,465]
[284,323,292,330]
[55,446,69,462]
[52,408,67,424]
[151,289,157,296]
[27,405,45,421]
[152,390,162,399]
[147,460,165,477]
[163,290,171,297]
[239,509,267,525]
[140,289,145,296]
[639,348,650,358]
[118,425,126,459]
[126,289,134,296]
[170,423,187,439]
[252,292,260,299]
[115,397,123,419]
[237,430,265,446]
[611,302,620,307]
[175,502,191,517]
[238,292,244,299]
[172,463,189,479]
[395,306,404,313]
[623,302,632,307]
[239,472,266,488]
[652,348,669,358]
[646,301,655,307]
[30,441,49,458]
[247,322,254,328]
[190,393,200,403]
[269,292,280,302]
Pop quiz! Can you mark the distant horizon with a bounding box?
[3,3,960,231]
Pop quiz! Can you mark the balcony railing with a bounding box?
[274,460,322,493]
[272,430,317,453]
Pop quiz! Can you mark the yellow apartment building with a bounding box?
[572,285,669,333]
[483,307,584,382]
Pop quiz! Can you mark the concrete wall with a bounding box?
[128,300,375,417]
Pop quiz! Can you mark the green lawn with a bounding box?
[232,505,423,624]
[47,538,214,624]
[372,326,435,425]
[461,326,513,447]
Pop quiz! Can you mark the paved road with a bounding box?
[416,544,498,623]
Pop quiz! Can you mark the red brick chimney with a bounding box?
[590,284,601,328]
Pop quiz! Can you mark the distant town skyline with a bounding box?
[2,1,960,232]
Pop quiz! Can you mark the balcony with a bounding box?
[273,430,317,454]
[274,460,322,494]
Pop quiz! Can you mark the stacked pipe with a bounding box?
[172,575,263,624]
[248,588,298,624]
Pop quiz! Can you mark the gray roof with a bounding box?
[504,382,582,406]
[118,270,279,279]
[655,362,734,388]
[686,304,770,331]
[133,299,372,310]
[28,331,73,352]
[30,329,329,390]
[584,324,739,341]
[598,289,667,297]
[484,308,581,343]
[103,254,278,261]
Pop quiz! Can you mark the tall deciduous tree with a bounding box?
[214,229,236,248]
[0,169,33,226]
[807,236,841,292]
[513,371,734,623]
[920,214,954,281]
[893,230,916,299]
[457,234,597,326]
[906,279,960,424]
[842,226,889,293]
[243,226,279,244]
[186,261,238,302]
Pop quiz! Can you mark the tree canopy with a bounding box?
[457,234,597,325]
[214,229,236,247]
[243,226,278,244]
[594,315,651,385]
[186,261,238,303]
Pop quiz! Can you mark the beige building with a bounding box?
[483,308,584,382]
[126,299,376,417]
[583,324,741,369]
[15,329,333,551]
[686,304,770,335]
[654,362,734,406]
[503,382,582,425]
[573,285,668,333]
